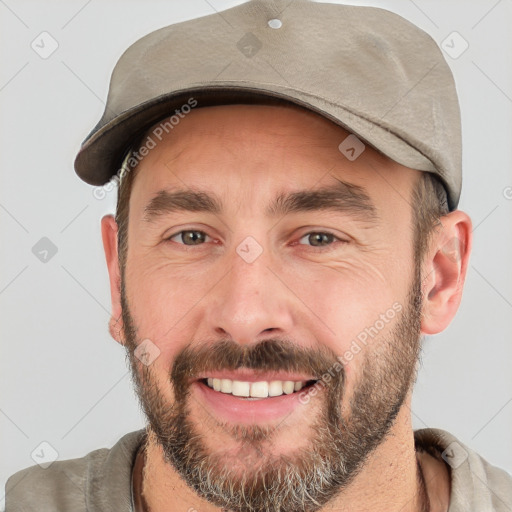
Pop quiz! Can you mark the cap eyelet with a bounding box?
[268,18,282,29]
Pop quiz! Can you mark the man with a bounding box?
[5,1,512,511]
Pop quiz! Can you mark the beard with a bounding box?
[120,262,424,512]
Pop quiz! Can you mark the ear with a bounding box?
[420,210,473,334]
[101,214,125,345]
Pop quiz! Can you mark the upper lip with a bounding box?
[192,370,318,383]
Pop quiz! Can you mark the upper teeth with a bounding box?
[206,378,307,398]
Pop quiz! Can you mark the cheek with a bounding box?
[282,251,409,361]
[123,259,201,351]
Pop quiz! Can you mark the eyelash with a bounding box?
[165,229,348,251]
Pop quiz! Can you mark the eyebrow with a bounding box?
[142,179,378,225]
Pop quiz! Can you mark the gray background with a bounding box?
[1,0,511,504]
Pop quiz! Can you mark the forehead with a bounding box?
[128,104,419,218]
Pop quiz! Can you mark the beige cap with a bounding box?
[74,0,462,210]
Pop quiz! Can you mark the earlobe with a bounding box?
[109,315,125,346]
[101,214,125,345]
[420,210,473,335]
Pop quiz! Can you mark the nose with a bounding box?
[205,244,295,345]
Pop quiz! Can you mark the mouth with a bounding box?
[192,374,321,424]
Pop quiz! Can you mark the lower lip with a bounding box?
[192,380,315,424]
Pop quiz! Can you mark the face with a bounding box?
[120,104,424,512]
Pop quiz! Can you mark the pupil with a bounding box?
[311,233,332,246]
[185,231,203,244]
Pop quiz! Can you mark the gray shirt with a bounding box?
[5,428,512,511]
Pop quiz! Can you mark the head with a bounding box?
[101,102,471,512]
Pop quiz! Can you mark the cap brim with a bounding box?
[75,84,455,207]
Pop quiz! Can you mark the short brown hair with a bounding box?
[411,171,449,264]
[115,156,138,281]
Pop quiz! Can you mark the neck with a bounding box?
[140,400,440,512]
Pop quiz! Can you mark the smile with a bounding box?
[204,378,318,399]
[192,370,321,423]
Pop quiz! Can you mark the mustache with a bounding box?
[170,337,345,400]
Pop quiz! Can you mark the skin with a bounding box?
[101,104,471,511]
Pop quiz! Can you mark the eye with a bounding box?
[297,231,344,248]
[167,230,211,245]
